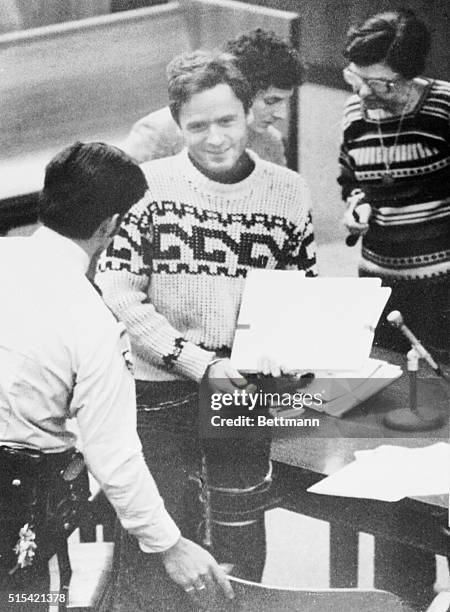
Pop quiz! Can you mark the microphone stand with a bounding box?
[383,333,448,432]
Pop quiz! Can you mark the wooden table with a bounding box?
[270,348,449,589]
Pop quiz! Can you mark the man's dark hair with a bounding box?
[167,50,252,124]
[224,28,304,97]
[39,142,147,239]
[344,9,431,79]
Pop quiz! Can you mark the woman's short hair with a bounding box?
[39,142,147,239]
[167,50,252,124]
[344,9,431,79]
[224,28,304,97]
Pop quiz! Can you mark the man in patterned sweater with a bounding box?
[96,50,316,611]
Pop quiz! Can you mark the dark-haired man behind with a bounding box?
[0,142,232,610]
[122,29,303,166]
[97,50,316,611]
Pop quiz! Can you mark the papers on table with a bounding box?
[307,442,450,501]
[303,358,402,417]
[271,358,402,418]
[231,273,391,372]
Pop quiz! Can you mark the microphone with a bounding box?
[345,234,359,247]
[383,310,448,431]
[345,204,371,247]
[387,311,447,379]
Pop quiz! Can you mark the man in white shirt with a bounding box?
[0,142,232,610]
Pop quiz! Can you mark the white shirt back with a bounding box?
[0,226,180,551]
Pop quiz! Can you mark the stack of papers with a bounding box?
[271,358,402,418]
[307,443,450,501]
[231,273,391,372]
[297,358,401,417]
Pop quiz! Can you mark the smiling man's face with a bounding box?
[178,83,249,179]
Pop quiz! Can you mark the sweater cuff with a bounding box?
[177,342,216,383]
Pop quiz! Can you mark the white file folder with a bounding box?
[230,272,391,372]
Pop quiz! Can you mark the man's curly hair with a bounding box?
[224,28,304,97]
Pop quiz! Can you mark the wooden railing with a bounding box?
[0,3,188,202]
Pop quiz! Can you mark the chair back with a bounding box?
[210,576,415,611]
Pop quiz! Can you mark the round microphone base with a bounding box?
[384,408,446,432]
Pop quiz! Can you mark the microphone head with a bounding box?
[387,310,404,327]
[345,234,359,247]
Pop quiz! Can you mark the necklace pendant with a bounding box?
[381,172,395,186]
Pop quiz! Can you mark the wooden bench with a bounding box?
[0,0,299,230]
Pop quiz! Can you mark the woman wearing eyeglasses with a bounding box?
[338,9,449,365]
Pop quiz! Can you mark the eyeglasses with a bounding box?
[343,67,401,95]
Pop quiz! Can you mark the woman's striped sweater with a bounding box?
[96,149,317,383]
[338,78,450,280]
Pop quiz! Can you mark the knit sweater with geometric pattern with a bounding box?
[96,149,317,383]
[338,78,450,280]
